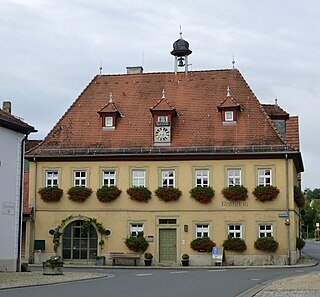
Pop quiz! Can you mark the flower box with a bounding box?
[252,186,279,202]
[254,236,278,252]
[127,186,152,202]
[97,186,121,202]
[38,187,63,202]
[190,186,215,204]
[67,186,92,202]
[155,187,182,202]
[223,236,247,252]
[125,233,149,253]
[190,237,215,252]
[222,185,248,201]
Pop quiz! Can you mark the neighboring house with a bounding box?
[26,35,303,266]
[0,102,36,271]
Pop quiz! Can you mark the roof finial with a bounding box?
[162,89,166,99]
[275,97,278,106]
[179,25,183,39]
[109,92,113,103]
[227,86,231,97]
[232,54,235,69]
[99,59,103,75]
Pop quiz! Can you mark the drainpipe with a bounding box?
[31,157,37,263]
[285,153,291,265]
[17,135,28,271]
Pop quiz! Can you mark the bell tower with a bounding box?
[170,29,192,74]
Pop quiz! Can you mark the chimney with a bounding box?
[126,66,144,74]
[2,101,11,114]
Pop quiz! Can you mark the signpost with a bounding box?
[212,247,224,266]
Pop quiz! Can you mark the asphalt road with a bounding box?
[0,241,318,297]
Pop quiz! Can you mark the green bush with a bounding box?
[155,187,182,202]
[125,233,149,253]
[38,187,63,202]
[127,186,152,202]
[222,185,248,201]
[190,186,215,203]
[190,237,216,252]
[97,186,121,202]
[294,186,305,208]
[296,237,305,250]
[252,186,280,202]
[254,236,278,252]
[223,236,247,252]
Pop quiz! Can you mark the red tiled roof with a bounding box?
[286,116,300,150]
[262,104,289,120]
[28,69,298,156]
[0,108,36,134]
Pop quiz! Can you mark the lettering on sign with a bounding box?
[221,201,248,207]
[2,202,15,216]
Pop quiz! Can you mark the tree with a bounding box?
[304,188,320,200]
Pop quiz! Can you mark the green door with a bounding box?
[159,229,176,263]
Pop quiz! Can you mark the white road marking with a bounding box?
[135,273,152,276]
[251,278,261,281]
[170,271,188,274]
[295,270,305,273]
[207,269,228,272]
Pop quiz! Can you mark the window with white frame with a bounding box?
[259,224,273,238]
[225,111,234,121]
[132,170,146,187]
[105,116,113,127]
[103,170,116,186]
[130,223,144,237]
[258,169,272,186]
[161,170,175,187]
[196,224,209,238]
[195,169,209,187]
[74,171,87,187]
[46,171,58,187]
[227,169,241,186]
[228,224,242,238]
[157,115,168,125]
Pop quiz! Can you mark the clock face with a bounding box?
[155,127,170,142]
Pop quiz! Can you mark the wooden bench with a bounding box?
[109,252,141,266]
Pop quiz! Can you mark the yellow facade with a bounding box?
[28,157,300,266]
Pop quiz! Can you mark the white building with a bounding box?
[0,102,35,271]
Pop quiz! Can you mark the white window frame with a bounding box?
[74,171,87,187]
[105,116,113,127]
[157,115,168,124]
[196,224,209,238]
[161,170,175,187]
[195,169,209,187]
[258,168,272,186]
[46,171,58,187]
[259,224,273,238]
[228,224,242,238]
[132,170,146,187]
[225,111,234,122]
[130,223,144,237]
[227,169,241,186]
[103,170,116,187]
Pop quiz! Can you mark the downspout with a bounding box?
[285,153,291,265]
[31,157,37,264]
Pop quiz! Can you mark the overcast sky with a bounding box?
[0,0,319,189]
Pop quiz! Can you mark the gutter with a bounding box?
[31,157,37,264]
[285,153,291,265]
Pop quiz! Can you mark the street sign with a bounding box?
[278,213,289,218]
[212,247,224,266]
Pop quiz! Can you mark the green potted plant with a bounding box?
[38,187,63,202]
[124,233,149,253]
[42,256,63,275]
[252,186,280,202]
[190,237,216,252]
[296,237,305,250]
[95,255,106,266]
[190,186,215,204]
[294,186,305,208]
[155,187,182,202]
[127,186,152,203]
[254,236,278,252]
[222,236,247,252]
[181,253,189,266]
[222,185,248,201]
[96,186,121,202]
[67,186,92,202]
[144,252,153,266]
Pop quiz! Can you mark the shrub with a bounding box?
[181,253,189,260]
[296,237,305,250]
[190,237,216,252]
[44,256,63,266]
[190,186,215,204]
[38,187,63,202]
[223,236,247,252]
[222,185,248,201]
[97,186,121,202]
[254,236,278,252]
[67,186,92,202]
[155,187,182,202]
[127,186,152,202]
[252,185,279,202]
[125,233,149,253]
[294,186,305,208]
[144,252,153,259]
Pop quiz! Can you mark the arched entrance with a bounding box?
[62,220,98,261]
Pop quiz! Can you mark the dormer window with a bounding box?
[105,116,113,127]
[217,86,241,125]
[225,111,234,122]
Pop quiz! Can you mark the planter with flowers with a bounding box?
[190,186,215,204]
[43,256,63,275]
[254,236,278,252]
[155,187,182,202]
[67,186,92,202]
[127,186,152,203]
[190,237,216,252]
[125,233,149,253]
[38,187,63,202]
[144,252,153,266]
[223,236,247,252]
[222,185,248,201]
[294,186,305,208]
[252,186,279,202]
[97,186,121,202]
[181,253,189,266]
